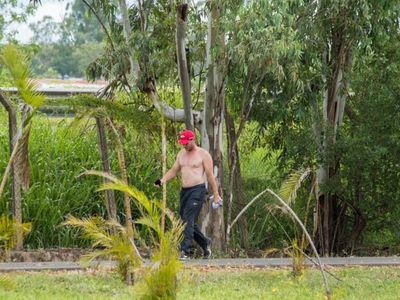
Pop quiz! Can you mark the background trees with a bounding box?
[1,0,400,256]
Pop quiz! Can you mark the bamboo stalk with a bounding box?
[161,115,167,233]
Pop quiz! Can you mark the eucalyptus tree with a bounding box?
[247,0,400,255]
[335,3,400,251]
[231,0,400,255]
[81,0,302,250]
[82,0,228,249]
[295,0,400,256]
[223,0,302,247]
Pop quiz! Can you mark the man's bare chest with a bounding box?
[179,153,203,170]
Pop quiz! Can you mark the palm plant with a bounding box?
[0,44,44,196]
[0,215,31,260]
[0,44,44,249]
[63,215,141,284]
[54,92,155,226]
[277,168,312,277]
[65,171,184,298]
[96,171,185,298]
[227,167,331,299]
[137,208,184,299]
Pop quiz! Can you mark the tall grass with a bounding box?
[0,113,105,248]
[0,111,182,248]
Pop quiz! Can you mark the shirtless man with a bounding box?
[155,129,221,259]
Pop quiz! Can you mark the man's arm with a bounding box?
[160,155,181,185]
[203,151,220,202]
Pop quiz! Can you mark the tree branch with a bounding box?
[81,0,116,52]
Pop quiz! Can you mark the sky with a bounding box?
[7,0,138,43]
[6,0,71,43]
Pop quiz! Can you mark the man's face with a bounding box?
[182,140,195,151]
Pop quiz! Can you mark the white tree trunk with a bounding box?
[118,0,140,82]
[176,2,194,130]
[199,0,225,250]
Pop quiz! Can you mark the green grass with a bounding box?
[0,267,400,299]
[0,114,106,248]
[0,112,178,248]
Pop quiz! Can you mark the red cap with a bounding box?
[178,130,195,144]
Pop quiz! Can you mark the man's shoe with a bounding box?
[179,251,191,261]
[203,239,212,259]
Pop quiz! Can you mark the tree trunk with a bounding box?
[118,0,140,81]
[176,2,193,130]
[107,118,133,236]
[95,117,117,221]
[225,109,249,249]
[314,39,353,256]
[199,0,226,251]
[0,92,22,249]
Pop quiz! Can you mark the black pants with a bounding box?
[179,183,209,254]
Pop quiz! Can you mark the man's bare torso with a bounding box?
[177,147,207,188]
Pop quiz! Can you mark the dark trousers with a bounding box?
[179,183,209,254]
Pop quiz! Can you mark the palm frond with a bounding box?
[0,215,31,258]
[0,45,44,108]
[63,215,113,248]
[80,250,108,267]
[65,177,184,293]
[44,94,154,129]
[134,217,161,236]
[63,214,142,281]
[278,168,311,205]
[83,170,154,214]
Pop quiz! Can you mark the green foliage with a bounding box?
[271,168,314,278]
[64,215,141,281]
[0,116,106,248]
[45,93,156,129]
[137,209,184,299]
[289,238,304,278]
[278,168,310,205]
[230,135,287,249]
[0,215,31,260]
[0,111,178,248]
[1,0,400,255]
[93,172,184,296]
[337,26,400,248]
[0,45,44,108]
[66,172,184,296]
[0,1,36,42]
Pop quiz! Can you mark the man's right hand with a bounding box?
[154,179,162,187]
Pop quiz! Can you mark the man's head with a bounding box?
[178,129,196,151]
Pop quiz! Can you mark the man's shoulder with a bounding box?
[176,149,185,157]
[198,147,211,158]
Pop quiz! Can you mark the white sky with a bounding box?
[6,0,71,43]
[6,0,142,44]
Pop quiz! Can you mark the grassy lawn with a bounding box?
[1,266,399,299]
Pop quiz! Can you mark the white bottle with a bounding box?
[210,195,223,209]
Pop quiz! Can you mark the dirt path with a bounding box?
[1,257,400,272]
